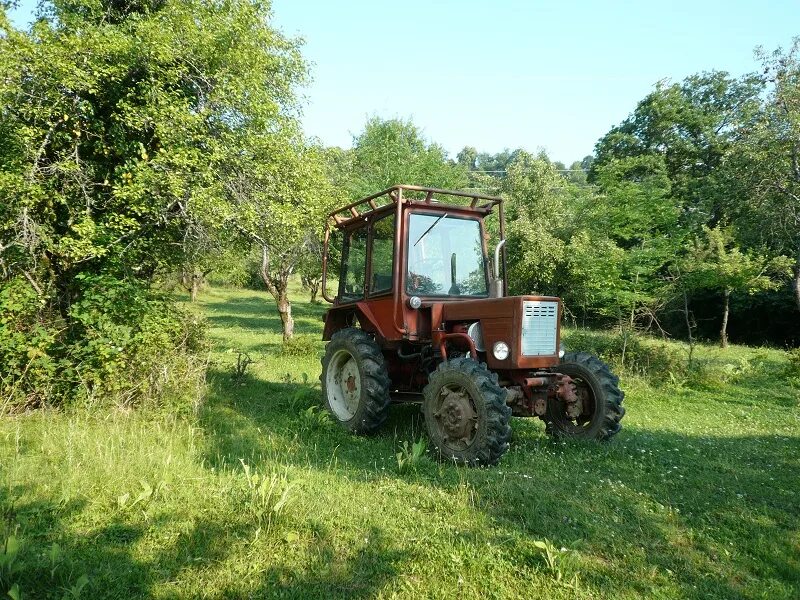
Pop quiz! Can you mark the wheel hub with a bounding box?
[434,387,477,444]
[326,349,361,421]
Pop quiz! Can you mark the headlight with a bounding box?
[467,322,485,352]
[408,296,422,309]
[493,341,510,360]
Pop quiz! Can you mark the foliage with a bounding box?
[726,38,800,312]
[502,151,572,295]
[562,328,686,382]
[279,334,319,358]
[395,438,427,474]
[1,273,207,411]
[345,117,468,199]
[0,0,307,404]
[680,225,792,346]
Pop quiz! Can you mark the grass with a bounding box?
[1,285,799,599]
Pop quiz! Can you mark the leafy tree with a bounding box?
[456,146,478,171]
[727,39,800,312]
[591,72,763,229]
[578,156,681,330]
[681,227,792,347]
[0,0,307,400]
[347,117,467,199]
[226,139,331,339]
[502,151,572,295]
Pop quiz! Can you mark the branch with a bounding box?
[21,270,44,297]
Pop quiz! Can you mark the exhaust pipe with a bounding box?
[491,239,506,297]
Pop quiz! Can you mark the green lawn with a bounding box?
[1,286,799,599]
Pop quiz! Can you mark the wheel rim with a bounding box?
[326,349,361,421]
[431,383,478,451]
[554,374,598,433]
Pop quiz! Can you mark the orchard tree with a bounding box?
[0,0,309,400]
[728,39,800,312]
[0,0,305,299]
[682,227,792,348]
[226,138,331,339]
[348,117,468,198]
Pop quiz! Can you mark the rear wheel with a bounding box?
[321,328,391,434]
[422,358,512,466]
[544,351,624,440]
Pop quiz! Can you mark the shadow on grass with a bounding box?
[0,487,156,599]
[204,294,327,336]
[225,525,407,599]
[198,367,800,599]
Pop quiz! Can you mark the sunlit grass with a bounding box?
[1,285,798,599]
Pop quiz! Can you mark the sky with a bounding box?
[8,0,800,163]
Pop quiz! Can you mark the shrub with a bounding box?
[562,328,686,382]
[785,348,800,378]
[0,275,208,413]
[279,335,318,358]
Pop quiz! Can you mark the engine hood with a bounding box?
[440,295,562,370]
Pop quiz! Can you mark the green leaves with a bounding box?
[347,117,468,199]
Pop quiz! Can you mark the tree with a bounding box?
[456,146,478,171]
[591,72,763,229]
[578,155,681,333]
[226,138,331,340]
[347,117,467,199]
[727,39,800,312]
[681,226,792,347]
[0,0,307,399]
[502,151,572,295]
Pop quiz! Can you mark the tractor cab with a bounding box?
[320,186,624,466]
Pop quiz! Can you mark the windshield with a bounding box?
[406,213,488,297]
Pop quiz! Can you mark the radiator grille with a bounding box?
[521,300,558,356]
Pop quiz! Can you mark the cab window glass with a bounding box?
[369,214,395,295]
[340,226,367,302]
[406,214,488,296]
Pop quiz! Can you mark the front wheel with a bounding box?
[321,328,391,435]
[543,351,625,441]
[422,358,512,466]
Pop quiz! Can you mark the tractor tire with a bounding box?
[321,328,391,435]
[543,351,625,441]
[422,358,512,466]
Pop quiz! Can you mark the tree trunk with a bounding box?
[682,285,696,369]
[259,243,294,340]
[720,288,730,349]
[277,290,294,340]
[190,277,199,302]
[794,256,800,313]
[309,277,320,303]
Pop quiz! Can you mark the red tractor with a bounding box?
[320,185,624,466]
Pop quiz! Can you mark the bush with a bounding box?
[0,275,208,413]
[562,328,686,382]
[785,348,800,378]
[279,335,319,358]
[0,277,63,409]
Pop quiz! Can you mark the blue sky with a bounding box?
[9,0,800,163]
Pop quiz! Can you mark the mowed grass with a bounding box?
[1,285,799,599]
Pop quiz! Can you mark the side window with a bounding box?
[369,214,395,295]
[339,226,367,302]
